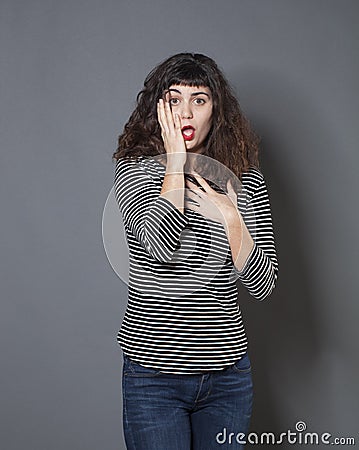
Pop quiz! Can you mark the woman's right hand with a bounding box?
[157,98,187,168]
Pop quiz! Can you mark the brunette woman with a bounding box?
[113,52,278,450]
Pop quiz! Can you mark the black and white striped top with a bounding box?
[114,155,278,374]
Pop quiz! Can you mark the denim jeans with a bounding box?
[122,352,253,449]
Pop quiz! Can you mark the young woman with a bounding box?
[113,52,279,450]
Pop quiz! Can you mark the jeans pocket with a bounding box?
[231,352,252,374]
[123,355,162,377]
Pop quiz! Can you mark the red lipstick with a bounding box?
[181,125,195,141]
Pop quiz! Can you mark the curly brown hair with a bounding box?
[112,52,260,181]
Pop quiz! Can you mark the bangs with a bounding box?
[165,64,210,89]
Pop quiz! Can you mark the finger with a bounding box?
[164,99,175,131]
[158,99,169,135]
[185,179,203,195]
[158,99,169,131]
[157,101,165,133]
[158,98,170,133]
[164,91,176,123]
[173,112,181,130]
[185,201,199,210]
[185,187,200,201]
[185,178,197,187]
[184,192,200,208]
[191,172,214,192]
[157,99,164,129]
[184,198,197,210]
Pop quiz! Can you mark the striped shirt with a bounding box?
[114,155,278,374]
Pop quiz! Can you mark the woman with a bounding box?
[113,52,278,450]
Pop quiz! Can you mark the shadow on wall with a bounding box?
[232,67,334,444]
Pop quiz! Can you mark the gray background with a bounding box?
[1,0,358,449]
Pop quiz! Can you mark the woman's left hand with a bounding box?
[184,173,240,226]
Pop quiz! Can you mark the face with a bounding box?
[164,84,213,153]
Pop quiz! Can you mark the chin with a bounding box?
[185,141,198,150]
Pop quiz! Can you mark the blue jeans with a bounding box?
[122,352,253,449]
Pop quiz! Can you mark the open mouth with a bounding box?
[181,125,195,141]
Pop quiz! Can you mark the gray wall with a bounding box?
[1,0,358,449]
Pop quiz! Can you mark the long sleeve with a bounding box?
[114,157,189,262]
[231,172,279,301]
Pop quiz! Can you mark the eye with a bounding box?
[169,98,180,105]
[194,98,206,105]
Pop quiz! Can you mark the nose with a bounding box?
[180,102,193,119]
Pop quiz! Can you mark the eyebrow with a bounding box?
[165,88,211,98]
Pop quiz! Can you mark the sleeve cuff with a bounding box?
[233,243,259,277]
